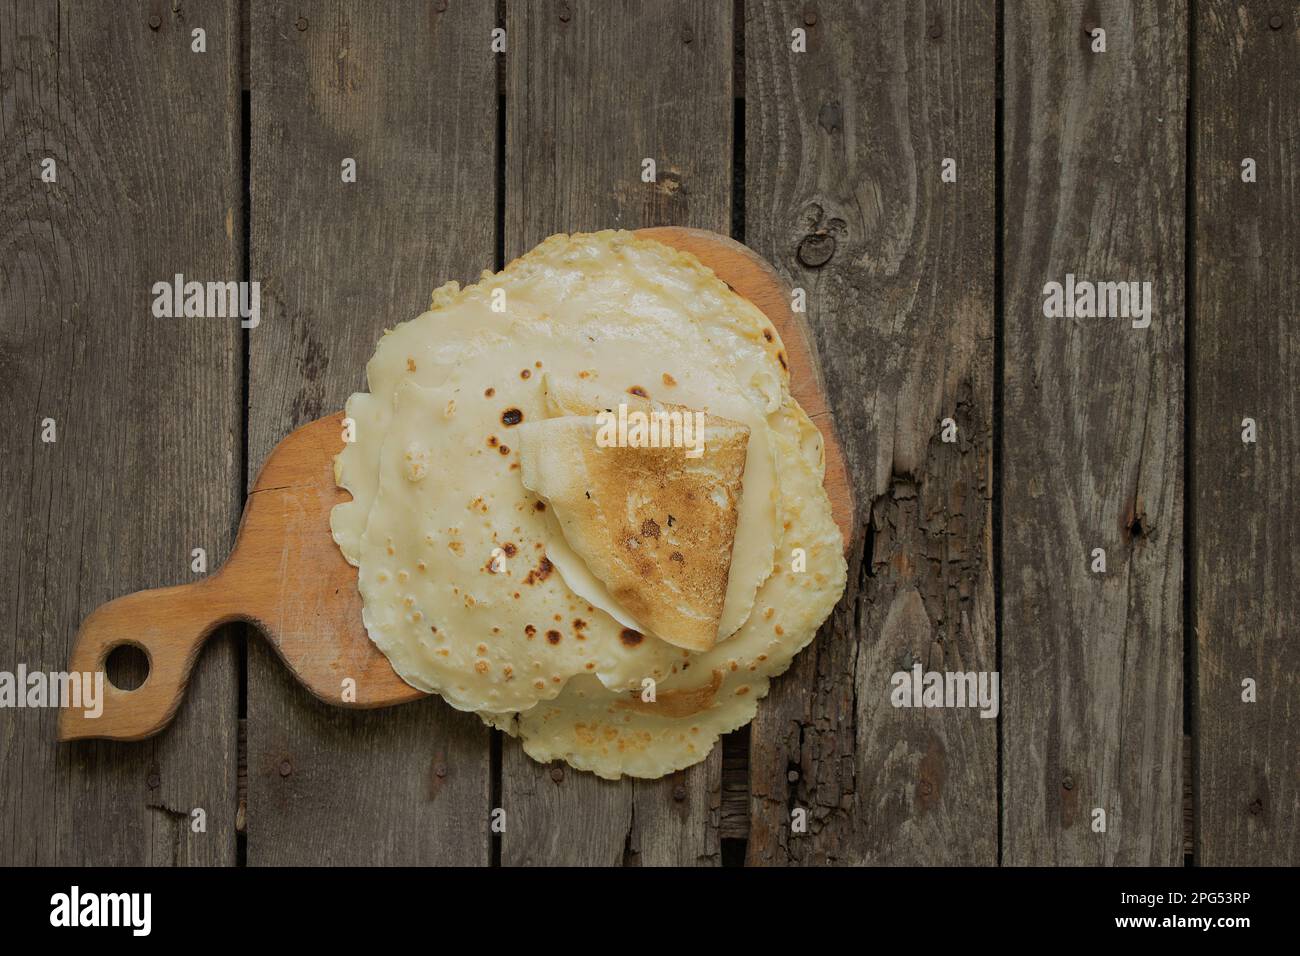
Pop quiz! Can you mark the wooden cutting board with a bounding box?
[59,228,855,742]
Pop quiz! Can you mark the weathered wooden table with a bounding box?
[2,1,1295,866]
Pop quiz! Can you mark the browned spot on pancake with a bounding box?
[533,500,547,512]
[573,618,587,631]
[523,556,554,585]
[670,551,684,562]
[501,408,523,426]
[619,628,643,647]
[406,357,417,371]
[545,630,562,645]
[763,328,773,342]
[535,360,543,368]
[484,387,495,397]
[628,385,649,398]
[499,444,510,455]
[487,435,498,447]
[520,368,531,379]
[777,351,788,370]
[524,624,536,638]
[662,372,677,386]
[640,518,660,539]
[617,669,723,717]
[502,542,517,558]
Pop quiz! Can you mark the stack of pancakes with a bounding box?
[332,231,845,779]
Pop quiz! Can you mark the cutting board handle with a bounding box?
[58,576,240,742]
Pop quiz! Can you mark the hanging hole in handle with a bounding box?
[104,643,151,691]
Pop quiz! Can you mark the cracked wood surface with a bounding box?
[1002,0,1186,865]
[1,0,241,865]
[498,0,733,866]
[743,0,998,864]
[245,1,495,865]
[1193,1,1299,866]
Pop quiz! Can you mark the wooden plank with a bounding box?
[743,0,997,865]
[1002,0,1185,865]
[500,0,732,866]
[1193,1,1298,866]
[0,1,240,864]
[246,0,496,865]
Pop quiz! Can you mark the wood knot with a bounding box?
[295,16,308,32]
[549,765,564,783]
[817,101,842,134]
[279,759,293,777]
[797,233,835,268]
[148,14,162,30]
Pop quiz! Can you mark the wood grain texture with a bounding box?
[247,0,496,865]
[1002,0,1185,865]
[0,0,240,864]
[743,0,997,865]
[501,0,733,866]
[1193,1,1298,866]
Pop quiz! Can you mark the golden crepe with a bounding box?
[333,230,846,779]
[517,411,750,652]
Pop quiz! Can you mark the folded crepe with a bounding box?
[517,411,749,652]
